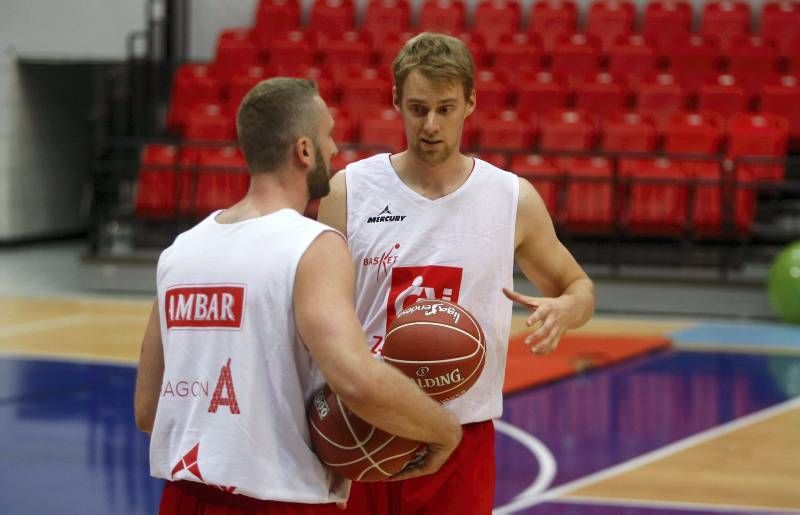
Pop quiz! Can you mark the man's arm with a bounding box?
[134,300,164,433]
[508,177,595,354]
[294,231,461,477]
[316,170,347,234]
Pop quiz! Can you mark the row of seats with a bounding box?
[134,143,761,237]
[252,0,800,54]
[170,106,791,179]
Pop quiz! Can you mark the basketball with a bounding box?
[382,299,486,403]
[308,386,424,482]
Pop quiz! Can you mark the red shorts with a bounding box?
[342,420,496,515]
[159,480,342,515]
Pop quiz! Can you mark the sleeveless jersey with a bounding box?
[149,208,347,504]
[345,154,519,423]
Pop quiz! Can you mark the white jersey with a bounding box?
[149,209,347,504]
[345,154,519,423]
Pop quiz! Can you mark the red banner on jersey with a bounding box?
[165,285,245,329]
[386,266,463,330]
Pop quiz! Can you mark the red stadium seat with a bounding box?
[663,111,725,155]
[727,112,790,181]
[760,73,800,139]
[678,160,754,237]
[252,0,301,50]
[700,0,751,50]
[529,0,578,51]
[283,66,336,105]
[265,30,317,75]
[309,0,356,38]
[724,35,781,94]
[194,147,250,217]
[473,0,523,49]
[418,0,466,34]
[167,64,223,134]
[642,0,692,50]
[327,105,357,143]
[338,67,393,121]
[135,144,192,219]
[620,158,688,235]
[510,154,562,214]
[363,0,411,47]
[213,28,259,78]
[635,72,690,130]
[586,0,637,51]
[760,1,800,58]
[477,110,537,151]
[360,109,406,152]
[602,112,658,153]
[456,32,489,68]
[663,34,722,92]
[514,70,569,118]
[471,152,509,169]
[475,70,511,112]
[560,157,615,233]
[573,72,629,118]
[697,73,750,120]
[539,110,598,152]
[548,33,602,83]
[491,33,544,77]
[607,34,659,88]
[375,31,415,66]
[184,104,236,141]
[225,66,270,116]
[319,31,372,84]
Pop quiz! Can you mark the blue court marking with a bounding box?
[494,350,800,513]
[671,322,800,350]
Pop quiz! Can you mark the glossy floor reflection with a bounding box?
[1,350,799,514]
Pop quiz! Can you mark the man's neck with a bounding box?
[391,151,474,201]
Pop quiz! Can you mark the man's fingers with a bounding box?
[502,288,540,310]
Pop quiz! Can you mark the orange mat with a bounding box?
[502,333,672,394]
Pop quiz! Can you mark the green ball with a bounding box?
[767,241,800,324]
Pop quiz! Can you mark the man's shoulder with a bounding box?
[345,153,391,175]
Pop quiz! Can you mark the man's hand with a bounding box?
[503,287,574,355]
[388,418,462,481]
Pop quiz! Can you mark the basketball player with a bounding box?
[317,33,595,514]
[134,78,462,514]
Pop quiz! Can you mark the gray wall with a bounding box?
[0,0,148,60]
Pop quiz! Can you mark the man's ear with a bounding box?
[465,89,476,118]
[392,85,400,112]
[295,137,313,168]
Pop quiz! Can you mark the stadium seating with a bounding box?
[586,0,637,50]
[514,70,569,118]
[635,72,690,130]
[309,0,356,38]
[760,73,800,140]
[539,110,598,152]
[338,67,393,121]
[476,110,537,151]
[418,0,467,34]
[363,0,411,47]
[318,31,372,84]
[697,73,750,120]
[360,109,406,152]
[724,35,781,94]
[663,111,725,155]
[548,33,603,81]
[213,28,259,78]
[560,157,615,233]
[642,0,692,50]
[167,64,223,134]
[607,34,659,88]
[226,66,269,116]
[473,0,522,49]
[619,158,688,235]
[135,144,193,219]
[663,34,722,92]
[328,105,357,143]
[760,1,800,58]
[510,154,561,214]
[491,33,543,77]
[252,0,301,51]
[700,0,751,49]
[194,147,250,217]
[727,112,790,181]
[602,112,658,153]
[184,104,236,141]
[529,0,578,51]
[264,30,317,74]
[573,72,629,118]
[475,70,511,112]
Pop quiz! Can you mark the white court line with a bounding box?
[493,420,557,498]
[0,314,90,339]
[553,494,800,513]
[493,395,800,514]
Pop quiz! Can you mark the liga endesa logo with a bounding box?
[164,285,245,329]
[385,265,463,330]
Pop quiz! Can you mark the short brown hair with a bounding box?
[236,77,319,174]
[392,32,475,103]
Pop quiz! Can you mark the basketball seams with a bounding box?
[384,322,482,362]
[355,447,421,481]
[336,395,393,478]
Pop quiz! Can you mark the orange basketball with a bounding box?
[382,299,485,403]
[308,386,424,482]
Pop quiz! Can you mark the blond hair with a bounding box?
[392,32,475,103]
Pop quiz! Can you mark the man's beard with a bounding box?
[307,143,331,200]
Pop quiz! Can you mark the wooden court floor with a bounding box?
[1,295,799,514]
